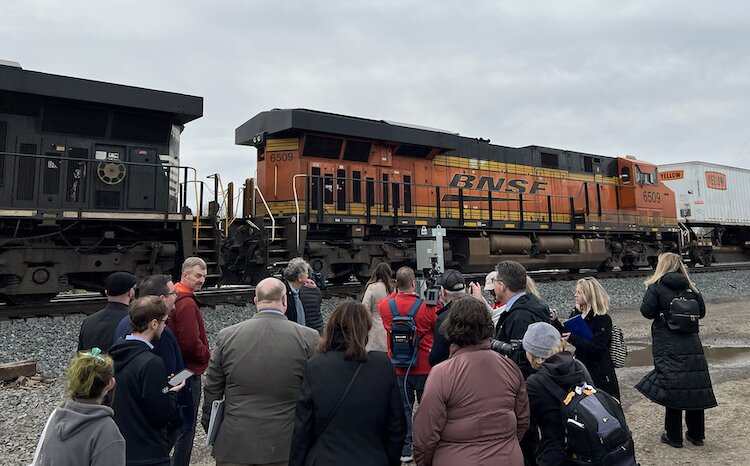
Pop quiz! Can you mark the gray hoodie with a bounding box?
[35,399,125,466]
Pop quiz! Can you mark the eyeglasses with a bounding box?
[158,318,169,324]
[491,278,502,284]
[163,291,178,296]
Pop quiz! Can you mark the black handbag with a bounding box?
[665,294,700,334]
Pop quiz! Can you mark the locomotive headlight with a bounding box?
[32,268,50,284]
[252,132,266,147]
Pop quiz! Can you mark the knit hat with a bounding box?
[484,271,497,291]
[522,322,561,358]
[105,272,137,297]
[438,269,465,291]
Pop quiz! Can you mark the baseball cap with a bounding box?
[105,272,137,297]
[484,271,498,291]
[438,269,465,292]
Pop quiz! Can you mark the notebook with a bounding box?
[206,397,225,446]
[563,314,594,341]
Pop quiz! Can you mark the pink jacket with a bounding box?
[413,341,530,466]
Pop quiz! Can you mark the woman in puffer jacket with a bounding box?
[635,252,716,448]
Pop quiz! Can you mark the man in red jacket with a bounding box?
[169,256,210,466]
[378,266,438,463]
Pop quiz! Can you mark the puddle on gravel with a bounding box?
[625,346,750,367]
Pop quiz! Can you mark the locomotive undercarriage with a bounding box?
[0,218,187,304]
[224,216,679,285]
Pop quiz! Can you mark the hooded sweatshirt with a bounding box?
[35,399,125,466]
[525,352,591,466]
[109,339,178,465]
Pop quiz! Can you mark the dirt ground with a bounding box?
[191,298,750,466]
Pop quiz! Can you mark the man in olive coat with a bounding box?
[202,277,319,466]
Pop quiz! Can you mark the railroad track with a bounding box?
[0,283,363,320]
[3,262,749,320]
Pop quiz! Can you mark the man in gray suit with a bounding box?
[202,277,319,466]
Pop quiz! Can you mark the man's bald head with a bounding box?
[254,277,287,311]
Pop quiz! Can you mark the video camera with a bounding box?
[421,256,443,307]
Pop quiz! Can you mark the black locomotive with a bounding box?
[0,62,208,304]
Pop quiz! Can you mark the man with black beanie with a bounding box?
[78,271,137,352]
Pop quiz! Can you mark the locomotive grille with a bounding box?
[42,105,107,137]
[111,112,170,144]
[95,190,120,209]
[0,120,6,182]
[17,143,37,201]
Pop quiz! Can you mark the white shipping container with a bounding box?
[658,162,750,225]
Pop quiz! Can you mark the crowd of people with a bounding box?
[31,252,716,465]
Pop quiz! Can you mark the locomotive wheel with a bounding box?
[597,263,614,272]
[4,293,58,306]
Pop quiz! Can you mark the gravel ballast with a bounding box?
[2,269,749,465]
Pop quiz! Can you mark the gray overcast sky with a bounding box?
[4,1,750,191]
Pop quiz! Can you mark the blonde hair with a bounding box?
[68,350,114,400]
[575,277,610,316]
[181,256,207,273]
[644,252,698,294]
[529,339,568,370]
[526,276,540,297]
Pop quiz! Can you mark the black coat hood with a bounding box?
[660,271,690,291]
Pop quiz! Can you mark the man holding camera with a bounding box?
[488,260,551,378]
[484,260,551,466]
[428,269,467,367]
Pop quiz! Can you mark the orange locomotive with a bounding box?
[225,109,678,284]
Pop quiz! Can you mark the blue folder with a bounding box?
[564,314,593,341]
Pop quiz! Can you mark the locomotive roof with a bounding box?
[235,108,618,161]
[236,108,463,150]
[0,62,203,124]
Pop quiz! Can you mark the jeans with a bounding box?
[665,407,704,442]
[397,373,427,457]
[172,376,201,466]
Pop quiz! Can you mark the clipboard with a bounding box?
[564,314,593,341]
[206,397,225,446]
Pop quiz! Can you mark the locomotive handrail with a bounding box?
[254,184,276,242]
[292,173,306,254]
[278,172,674,230]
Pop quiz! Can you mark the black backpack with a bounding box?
[665,291,700,334]
[388,297,423,368]
[543,377,636,466]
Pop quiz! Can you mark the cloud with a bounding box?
[3,0,750,191]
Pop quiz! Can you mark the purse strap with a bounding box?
[311,361,364,448]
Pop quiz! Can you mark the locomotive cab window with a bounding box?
[636,165,656,185]
[621,166,631,183]
[303,135,343,159]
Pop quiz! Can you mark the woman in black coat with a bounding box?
[290,301,407,466]
[635,252,716,448]
[565,277,621,399]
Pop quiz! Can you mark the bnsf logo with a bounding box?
[449,174,548,194]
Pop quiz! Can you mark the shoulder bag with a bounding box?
[609,323,627,368]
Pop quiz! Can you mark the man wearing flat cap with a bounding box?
[78,271,137,353]
[428,269,468,367]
